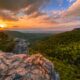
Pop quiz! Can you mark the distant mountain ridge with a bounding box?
[73,28,80,31]
[4,30,53,42]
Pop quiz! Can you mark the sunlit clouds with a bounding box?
[0,0,80,30]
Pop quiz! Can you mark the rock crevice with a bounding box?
[0,51,59,80]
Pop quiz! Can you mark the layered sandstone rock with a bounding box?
[0,51,59,80]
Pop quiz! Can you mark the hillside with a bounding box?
[4,31,53,42]
[0,30,54,52]
[31,29,80,80]
[0,31,15,52]
[0,29,80,80]
[0,31,59,80]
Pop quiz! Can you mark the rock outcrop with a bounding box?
[13,38,29,54]
[0,51,59,80]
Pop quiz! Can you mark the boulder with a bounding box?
[0,51,58,80]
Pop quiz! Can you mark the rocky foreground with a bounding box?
[0,51,59,80]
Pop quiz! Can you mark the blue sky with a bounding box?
[44,0,76,11]
[18,0,76,17]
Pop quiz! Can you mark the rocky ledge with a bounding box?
[0,51,59,80]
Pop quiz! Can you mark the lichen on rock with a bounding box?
[0,51,58,80]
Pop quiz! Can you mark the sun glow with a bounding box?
[0,24,7,30]
[0,24,7,28]
[0,20,7,30]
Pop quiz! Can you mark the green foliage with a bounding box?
[5,31,53,43]
[31,29,80,80]
[0,32,15,52]
[0,29,80,80]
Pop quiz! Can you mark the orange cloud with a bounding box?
[0,0,80,30]
[6,14,57,30]
[63,0,80,17]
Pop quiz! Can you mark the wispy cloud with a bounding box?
[0,0,50,20]
[63,0,80,17]
[0,0,80,30]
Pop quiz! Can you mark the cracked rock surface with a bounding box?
[0,51,58,80]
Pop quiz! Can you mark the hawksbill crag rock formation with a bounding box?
[0,51,59,80]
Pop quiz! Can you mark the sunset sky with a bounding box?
[0,0,80,31]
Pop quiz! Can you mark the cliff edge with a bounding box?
[0,51,59,80]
